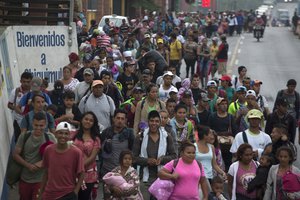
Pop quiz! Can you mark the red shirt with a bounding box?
[42,144,84,199]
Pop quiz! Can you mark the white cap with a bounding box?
[163,71,174,78]
[169,87,178,94]
[207,80,217,87]
[246,90,256,97]
[55,122,71,132]
[123,51,132,57]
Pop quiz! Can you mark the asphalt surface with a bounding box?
[8,21,300,200]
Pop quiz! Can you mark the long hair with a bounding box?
[76,111,100,141]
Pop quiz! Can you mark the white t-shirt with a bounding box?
[158,85,178,102]
[8,87,27,125]
[230,129,271,157]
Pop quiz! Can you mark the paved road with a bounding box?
[8,25,300,200]
[230,26,300,168]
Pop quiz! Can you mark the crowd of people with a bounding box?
[7,10,300,200]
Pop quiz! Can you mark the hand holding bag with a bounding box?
[217,115,234,145]
[148,178,175,200]
[148,159,179,200]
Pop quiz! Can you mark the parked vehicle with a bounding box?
[98,14,129,32]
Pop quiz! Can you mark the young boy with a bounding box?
[55,90,82,129]
[208,176,228,200]
[166,98,177,119]
[38,122,84,200]
[247,154,272,200]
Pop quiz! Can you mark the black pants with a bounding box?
[78,182,94,200]
[184,58,196,78]
[220,144,232,172]
[229,25,235,36]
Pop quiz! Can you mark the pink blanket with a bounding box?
[103,172,134,190]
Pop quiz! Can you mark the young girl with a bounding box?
[73,112,101,200]
[106,56,120,81]
[264,146,300,200]
[104,150,143,200]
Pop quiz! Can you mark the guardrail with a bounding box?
[0,0,74,26]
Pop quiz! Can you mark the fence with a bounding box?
[0,0,74,26]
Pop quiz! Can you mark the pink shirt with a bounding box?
[163,158,205,200]
[235,161,256,198]
[42,144,84,200]
[73,137,101,183]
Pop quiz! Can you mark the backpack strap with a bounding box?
[20,131,32,155]
[44,132,50,142]
[82,84,92,99]
[141,99,146,110]
[242,131,248,144]
[234,101,238,111]
[158,101,162,110]
[234,77,238,89]
[13,87,20,106]
[83,93,92,105]
[172,158,179,172]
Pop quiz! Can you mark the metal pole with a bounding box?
[69,0,74,25]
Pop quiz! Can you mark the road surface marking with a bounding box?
[228,36,242,75]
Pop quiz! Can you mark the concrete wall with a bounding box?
[0,24,78,198]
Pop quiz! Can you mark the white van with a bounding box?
[98,14,129,32]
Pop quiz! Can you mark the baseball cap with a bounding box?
[84,68,94,75]
[246,109,263,119]
[182,90,192,97]
[92,80,104,88]
[200,93,209,102]
[220,75,232,86]
[253,80,263,85]
[277,97,288,107]
[31,77,43,91]
[246,90,256,97]
[169,87,178,94]
[212,37,218,41]
[236,86,247,92]
[133,87,144,93]
[157,38,164,44]
[55,122,71,132]
[207,80,217,87]
[142,69,151,76]
[123,51,132,57]
[216,97,227,105]
[144,33,151,38]
[163,71,174,78]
